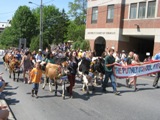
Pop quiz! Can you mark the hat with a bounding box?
[38,49,42,52]
[122,50,125,53]
[111,46,115,50]
[146,52,150,56]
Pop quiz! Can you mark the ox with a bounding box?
[91,57,105,85]
[8,56,21,81]
[3,52,13,71]
[78,55,95,94]
[42,57,69,99]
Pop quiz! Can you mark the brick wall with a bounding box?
[86,4,123,29]
[153,42,160,56]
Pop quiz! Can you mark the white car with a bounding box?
[0,49,5,56]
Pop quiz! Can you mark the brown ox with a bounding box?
[3,53,13,71]
[42,62,69,98]
[8,57,21,81]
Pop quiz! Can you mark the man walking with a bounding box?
[102,48,120,95]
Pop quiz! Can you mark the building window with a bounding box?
[147,1,156,18]
[138,2,146,18]
[130,3,137,19]
[107,5,114,23]
[91,7,98,24]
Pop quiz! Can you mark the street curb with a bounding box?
[0,99,15,120]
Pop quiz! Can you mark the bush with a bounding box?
[72,40,90,51]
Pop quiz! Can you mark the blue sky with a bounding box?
[0,0,73,22]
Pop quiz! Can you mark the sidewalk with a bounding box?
[0,98,15,120]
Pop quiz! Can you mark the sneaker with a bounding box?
[102,88,107,93]
[134,88,139,92]
[114,91,120,95]
[69,95,73,99]
[31,94,34,97]
[153,85,159,88]
[126,79,129,86]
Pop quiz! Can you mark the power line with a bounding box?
[43,0,55,5]
[0,11,15,15]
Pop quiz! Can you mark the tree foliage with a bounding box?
[72,40,90,51]
[68,0,87,25]
[11,6,38,47]
[66,21,85,42]
[32,5,69,49]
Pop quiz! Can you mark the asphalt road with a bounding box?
[1,58,160,120]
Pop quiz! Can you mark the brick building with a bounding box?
[85,0,160,61]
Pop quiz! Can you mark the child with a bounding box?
[30,62,42,98]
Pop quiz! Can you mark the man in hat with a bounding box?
[35,49,43,62]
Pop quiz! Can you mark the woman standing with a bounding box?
[128,54,140,91]
[67,51,78,98]
[20,51,33,84]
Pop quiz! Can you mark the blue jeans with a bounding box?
[102,71,117,92]
[32,83,39,91]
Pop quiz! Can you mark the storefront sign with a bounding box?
[87,32,115,35]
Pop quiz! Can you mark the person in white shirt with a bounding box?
[35,49,43,62]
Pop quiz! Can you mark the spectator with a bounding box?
[0,73,6,99]
[0,105,9,120]
[35,49,43,62]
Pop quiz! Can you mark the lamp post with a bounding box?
[29,0,43,50]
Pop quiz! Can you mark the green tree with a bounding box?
[68,0,87,25]
[0,27,16,48]
[11,6,38,47]
[72,40,90,50]
[32,5,69,48]
[66,21,85,41]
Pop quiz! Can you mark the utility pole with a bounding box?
[40,0,43,50]
[29,0,43,50]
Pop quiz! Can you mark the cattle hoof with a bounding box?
[42,87,45,89]
[55,93,57,96]
[87,91,90,95]
[9,76,11,78]
[81,88,86,92]
[51,83,55,86]
[17,79,19,82]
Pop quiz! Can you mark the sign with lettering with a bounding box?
[114,61,160,78]
[87,32,115,35]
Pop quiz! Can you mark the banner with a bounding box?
[113,60,160,78]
